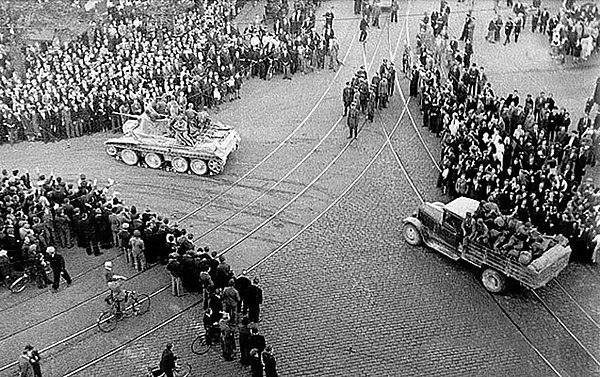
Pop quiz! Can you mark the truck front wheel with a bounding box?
[403,223,422,246]
[481,268,506,294]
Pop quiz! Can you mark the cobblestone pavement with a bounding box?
[0,1,599,376]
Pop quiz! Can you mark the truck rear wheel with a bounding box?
[403,223,422,246]
[208,157,224,174]
[481,268,506,294]
[171,157,189,173]
[144,153,163,169]
[121,149,139,165]
[190,159,208,175]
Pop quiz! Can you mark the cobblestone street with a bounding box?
[0,0,599,376]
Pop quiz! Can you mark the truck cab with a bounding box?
[403,197,479,261]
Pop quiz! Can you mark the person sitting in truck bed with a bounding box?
[461,212,474,240]
[470,218,490,246]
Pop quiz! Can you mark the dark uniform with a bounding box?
[342,83,354,116]
[347,103,359,138]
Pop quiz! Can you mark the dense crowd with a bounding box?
[411,7,600,263]
[0,0,336,146]
[542,1,599,63]
[0,167,198,291]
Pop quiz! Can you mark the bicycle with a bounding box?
[190,325,221,355]
[97,290,150,332]
[146,361,192,377]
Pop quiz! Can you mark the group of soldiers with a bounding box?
[130,96,214,147]
[342,59,397,139]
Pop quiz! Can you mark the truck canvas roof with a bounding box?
[444,197,480,220]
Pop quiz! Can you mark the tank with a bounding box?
[104,112,241,176]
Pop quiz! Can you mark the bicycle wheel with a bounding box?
[97,311,118,332]
[9,276,28,294]
[132,293,150,315]
[174,363,192,377]
[191,334,210,355]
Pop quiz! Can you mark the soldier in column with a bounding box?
[347,102,359,139]
[367,90,376,123]
[342,82,354,116]
[378,75,389,109]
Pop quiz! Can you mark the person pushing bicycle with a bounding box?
[104,261,127,315]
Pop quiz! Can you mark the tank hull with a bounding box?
[104,123,241,175]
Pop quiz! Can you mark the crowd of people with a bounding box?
[0,166,201,291]
[480,1,600,63]
[410,6,600,263]
[0,0,337,146]
[546,1,600,63]
[165,246,277,375]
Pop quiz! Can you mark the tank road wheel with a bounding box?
[171,157,189,173]
[481,268,507,294]
[144,152,163,169]
[190,159,208,175]
[105,145,118,156]
[208,157,224,175]
[403,223,422,246]
[121,149,139,166]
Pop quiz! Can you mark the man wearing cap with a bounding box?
[46,246,71,292]
[130,230,146,271]
[347,102,359,139]
[342,82,354,116]
[104,261,127,314]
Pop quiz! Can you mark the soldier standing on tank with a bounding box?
[347,102,359,139]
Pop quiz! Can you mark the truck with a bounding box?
[402,197,572,293]
[104,113,241,176]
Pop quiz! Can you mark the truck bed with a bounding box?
[461,242,572,290]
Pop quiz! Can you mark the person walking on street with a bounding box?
[262,345,278,377]
[27,345,42,377]
[46,246,71,292]
[514,15,522,43]
[504,17,514,45]
[18,345,35,377]
[390,0,399,23]
[359,15,369,43]
[347,102,359,139]
[329,35,342,71]
[159,343,178,377]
